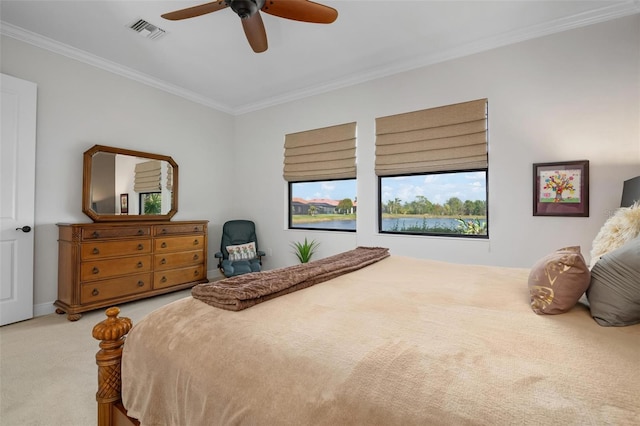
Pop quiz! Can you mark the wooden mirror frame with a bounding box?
[82,145,178,222]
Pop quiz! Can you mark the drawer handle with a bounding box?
[193,254,199,261]
[161,228,167,234]
[92,288,99,296]
[161,276,167,283]
[194,226,200,231]
[92,248,100,255]
[137,280,144,287]
[92,267,100,275]
[193,239,199,245]
[160,258,166,265]
[137,244,144,250]
[194,270,199,277]
[137,262,143,268]
[161,242,167,248]
[137,229,144,235]
[92,231,100,238]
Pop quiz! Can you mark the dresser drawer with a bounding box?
[81,255,152,282]
[155,235,204,253]
[82,226,150,240]
[81,273,152,304]
[81,240,151,260]
[154,266,205,290]
[154,223,205,236]
[154,250,204,270]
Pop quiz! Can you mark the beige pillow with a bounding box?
[589,201,640,268]
[528,246,591,315]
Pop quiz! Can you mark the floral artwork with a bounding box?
[533,160,589,217]
[226,242,257,261]
[540,169,581,203]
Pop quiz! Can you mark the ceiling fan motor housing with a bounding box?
[229,0,265,19]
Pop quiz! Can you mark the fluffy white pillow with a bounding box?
[589,201,640,268]
[226,241,257,262]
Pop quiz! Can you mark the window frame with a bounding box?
[378,168,489,239]
[288,178,357,232]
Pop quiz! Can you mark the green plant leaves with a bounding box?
[290,237,319,263]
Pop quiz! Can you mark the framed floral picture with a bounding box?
[533,160,589,217]
[120,193,129,215]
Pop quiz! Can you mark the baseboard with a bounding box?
[34,301,56,317]
[207,269,224,281]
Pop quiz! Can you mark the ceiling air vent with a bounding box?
[128,19,167,40]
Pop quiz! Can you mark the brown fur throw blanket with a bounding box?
[192,246,390,311]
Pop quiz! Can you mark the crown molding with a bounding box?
[236,1,640,114]
[0,21,235,115]
[3,1,639,116]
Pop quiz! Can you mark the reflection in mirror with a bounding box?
[90,153,173,215]
[83,145,178,222]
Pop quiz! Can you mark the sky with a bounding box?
[292,171,487,204]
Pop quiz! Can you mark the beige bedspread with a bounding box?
[122,256,640,425]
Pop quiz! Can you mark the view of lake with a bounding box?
[293,217,485,231]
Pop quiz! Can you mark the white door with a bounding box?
[0,73,37,326]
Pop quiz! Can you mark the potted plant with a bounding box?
[290,237,319,263]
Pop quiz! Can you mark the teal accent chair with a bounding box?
[214,220,265,277]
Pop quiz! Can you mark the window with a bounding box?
[139,192,162,215]
[289,179,357,231]
[284,122,357,232]
[379,170,487,237]
[375,99,488,237]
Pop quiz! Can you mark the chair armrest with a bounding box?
[257,250,266,257]
[214,252,223,259]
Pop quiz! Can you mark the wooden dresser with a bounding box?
[56,220,208,321]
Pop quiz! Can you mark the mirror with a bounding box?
[82,145,178,222]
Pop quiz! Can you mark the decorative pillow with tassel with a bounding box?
[528,246,590,315]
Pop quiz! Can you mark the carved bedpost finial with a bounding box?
[93,307,133,425]
[93,307,132,343]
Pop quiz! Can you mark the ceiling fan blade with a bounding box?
[261,0,337,24]
[242,12,268,53]
[161,1,228,21]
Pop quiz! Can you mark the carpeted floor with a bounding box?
[0,289,192,426]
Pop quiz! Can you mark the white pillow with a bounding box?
[589,201,640,268]
[226,242,257,262]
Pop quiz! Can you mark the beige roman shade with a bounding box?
[283,122,356,182]
[375,99,487,176]
[166,163,173,191]
[134,160,161,192]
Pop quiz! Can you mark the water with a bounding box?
[293,219,356,230]
[293,217,484,231]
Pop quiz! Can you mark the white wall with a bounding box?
[1,36,236,315]
[233,14,640,270]
[1,15,638,317]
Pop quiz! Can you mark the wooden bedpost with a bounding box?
[92,307,133,426]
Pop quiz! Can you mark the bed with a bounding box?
[93,248,640,426]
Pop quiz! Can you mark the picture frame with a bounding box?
[533,160,589,217]
[120,193,129,215]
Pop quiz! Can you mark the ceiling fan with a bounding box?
[161,0,338,53]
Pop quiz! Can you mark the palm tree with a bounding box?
[144,193,162,214]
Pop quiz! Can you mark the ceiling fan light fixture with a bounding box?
[229,0,265,19]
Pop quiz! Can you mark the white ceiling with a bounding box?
[1,1,638,114]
